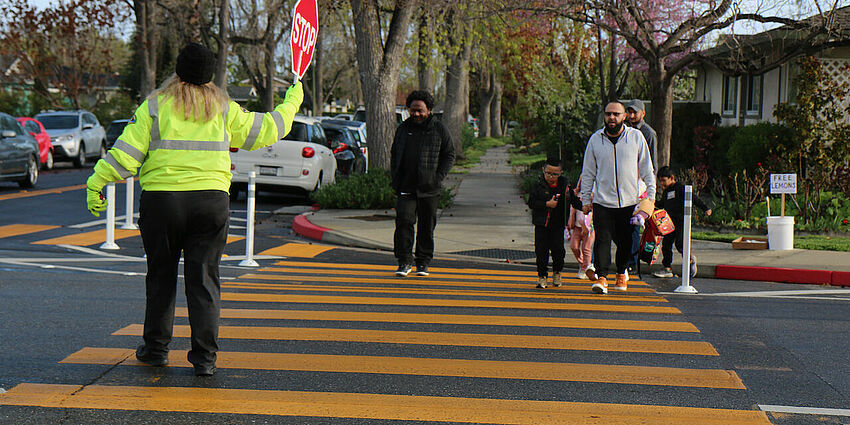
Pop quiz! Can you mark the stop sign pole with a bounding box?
[290,0,319,83]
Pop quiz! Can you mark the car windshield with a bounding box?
[353,110,365,122]
[324,128,351,145]
[37,115,79,130]
[284,122,308,141]
[107,122,127,137]
[347,129,362,144]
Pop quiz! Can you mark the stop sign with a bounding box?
[290,0,319,80]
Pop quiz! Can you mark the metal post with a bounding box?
[100,182,119,250]
[675,185,697,293]
[239,171,259,267]
[120,177,138,230]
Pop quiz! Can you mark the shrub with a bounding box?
[311,169,396,209]
[726,122,795,173]
[311,168,455,210]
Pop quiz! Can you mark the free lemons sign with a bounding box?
[769,174,797,194]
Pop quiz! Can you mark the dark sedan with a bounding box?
[321,122,366,177]
[0,112,40,187]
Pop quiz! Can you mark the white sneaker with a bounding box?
[536,277,547,289]
[577,270,587,280]
[690,256,698,277]
[653,268,674,278]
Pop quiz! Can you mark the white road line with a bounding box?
[69,215,137,229]
[59,244,144,260]
[0,258,237,280]
[759,404,850,417]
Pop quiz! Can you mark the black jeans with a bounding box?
[534,225,565,277]
[394,194,440,266]
[138,190,229,367]
[591,203,635,277]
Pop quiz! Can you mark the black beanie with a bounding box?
[176,43,215,86]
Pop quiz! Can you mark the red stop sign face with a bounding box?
[290,0,319,79]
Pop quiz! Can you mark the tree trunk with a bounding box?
[263,43,275,112]
[134,0,157,98]
[213,0,229,89]
[477,70,492,138]
[443,14,471,159]
[350,0,416,170]
[647,64,673,168]
[417,13,435,92]
[490,74,503,137]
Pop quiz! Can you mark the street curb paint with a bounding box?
[714,265,832,285]
[831,271,850,287]
[292,213,329,241]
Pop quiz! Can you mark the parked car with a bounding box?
[321,119,368,170]
[34,110,106,168]
[352,106,409,124]
[105,119,129,149]
[16,117,54,170]
[0,112,40,187]
[321,121,366,176]
[229,115,336,199]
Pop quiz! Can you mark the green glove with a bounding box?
[86,174,109,217]
[87,188,107,217]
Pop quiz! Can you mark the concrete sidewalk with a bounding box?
[291,145,850,287]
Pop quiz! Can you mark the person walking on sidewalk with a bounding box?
[568,178,595,280]
[84,43,303,376]
[390,90,455,277]
[652,166,712,278]
[579,101,656,294]
[527,159,583,288]
[625,99,657,276]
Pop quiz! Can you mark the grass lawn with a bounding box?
[692,231,850,252]
[509,152,546,167]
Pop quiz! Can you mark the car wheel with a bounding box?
[99,142,107,159]
[19,156,38,188]
[308,172,323,199]
[42,150,54,170]
[73,143,86,168]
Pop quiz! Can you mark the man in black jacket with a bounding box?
[527,158,583,288]
[390,90,455,277]
[652,166,712,278]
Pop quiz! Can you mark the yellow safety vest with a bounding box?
[92,83,303,192]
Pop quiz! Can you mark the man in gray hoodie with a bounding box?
[580,101,656,294]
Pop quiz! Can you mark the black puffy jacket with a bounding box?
[390,115,455,197]
[527,175,582,228]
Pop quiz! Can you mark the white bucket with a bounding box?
[766,216,795,250]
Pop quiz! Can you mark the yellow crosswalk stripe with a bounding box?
[0,383,771,424]
[259,243,335,257]
[62,347,744,388]
[261,266,648,285]
[178,307,700,332]
[237,272,657,292]
[32,229,140,246]
[218,292,681,314]
[223,281,668,303]
[113,324,717,355]
[0,224,60,239]
[275,260,539,276]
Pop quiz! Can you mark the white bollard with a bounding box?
[120,177,138,230]
[675,185,697,293]
[100,182,119,250]
[239,171,259,267]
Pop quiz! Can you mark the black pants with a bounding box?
[592,203,635,276]
[394,194,440,266]
[534,225,565,277]
[138,190,229,367]
[661,219,685,268]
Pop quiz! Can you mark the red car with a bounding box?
[16,117,54,170]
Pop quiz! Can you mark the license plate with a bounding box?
[259,166,278,176]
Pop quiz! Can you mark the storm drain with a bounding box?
[448,248,535,260]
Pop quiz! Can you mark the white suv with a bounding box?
[230,115,336,199]
[34,110,106,168]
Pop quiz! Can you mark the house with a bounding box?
[693,6,850,126]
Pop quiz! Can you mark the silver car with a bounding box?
[34,110,107,168]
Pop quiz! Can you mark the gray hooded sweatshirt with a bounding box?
[579,126,656,209]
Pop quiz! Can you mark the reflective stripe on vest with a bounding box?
[148,96,228,152]
[242,112,264,150]
[112,139,145,162]
[271,111,286,140]
[105,151,133,179]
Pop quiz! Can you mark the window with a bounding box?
[722,75,737,116]
[745,74,762,116]
[25,121,40,133]
[284,122,308,141]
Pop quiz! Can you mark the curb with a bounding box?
[291,213,329,241]
[715,265,849,286]
[292,213,388,251]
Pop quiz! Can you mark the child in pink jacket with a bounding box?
[568,181,595,279]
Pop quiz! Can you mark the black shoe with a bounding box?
[395,264,412,277]
[194,364,216,376]
[415,264,429,276]
[135,345,168,366]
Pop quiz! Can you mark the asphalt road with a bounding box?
[0,165,848,424]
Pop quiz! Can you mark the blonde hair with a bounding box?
[149,74,230,122]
